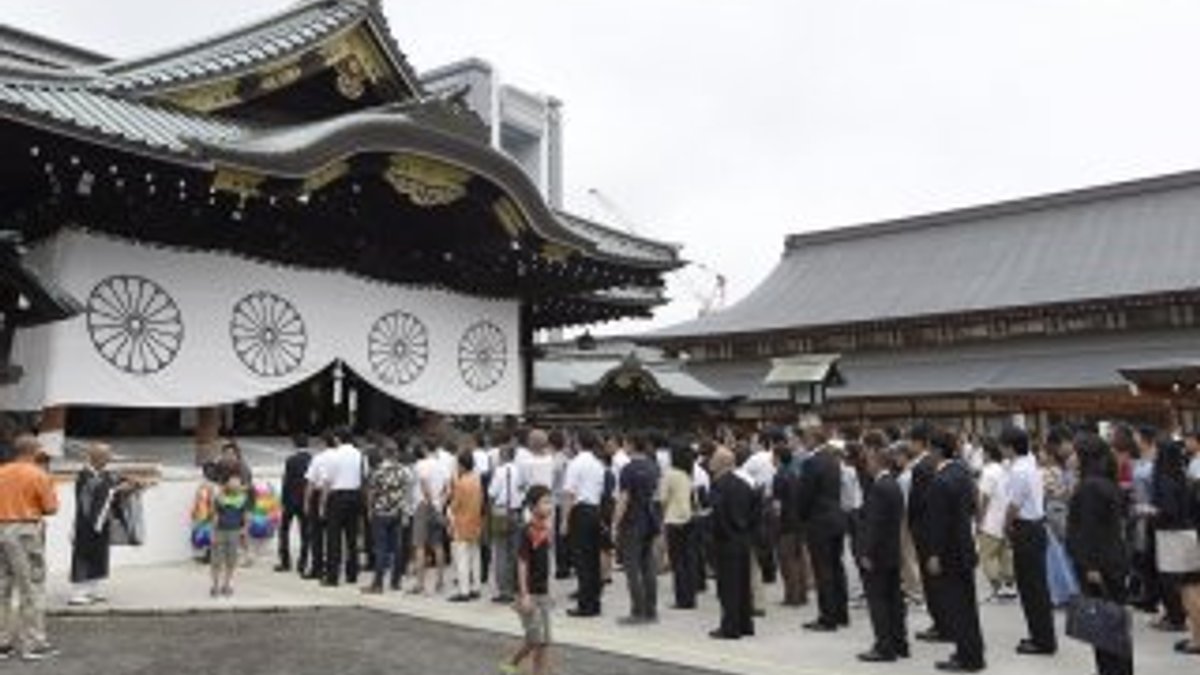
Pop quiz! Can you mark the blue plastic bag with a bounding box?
[1046,527,1079,606]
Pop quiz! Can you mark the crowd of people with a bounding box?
[1,417,1199,673]
[256,419,1200,674]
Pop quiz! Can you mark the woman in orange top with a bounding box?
[449,451,484,602]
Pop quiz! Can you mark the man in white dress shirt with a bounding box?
[562,429,608,617]
[320,427,364,587]
[1002,426,1057,656]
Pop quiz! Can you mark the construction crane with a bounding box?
[587,188,727,317]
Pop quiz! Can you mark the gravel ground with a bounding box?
[26,608,718,675]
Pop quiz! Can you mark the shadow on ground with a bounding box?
[36,608,719,675]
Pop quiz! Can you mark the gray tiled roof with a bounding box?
[0,24,109,70]
[95,0,419,97]
[0,79,246,158]
[650,171,1200,339]
[557,211,682,269]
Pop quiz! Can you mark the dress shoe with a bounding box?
[896,645,911,659]
[360,585,383,595]
[617,615,648,626]
[803,620,837,632]
[857,649,896,663]
[448,594,471,603]
[567,608,599,618]
[709,629,740,640]
[273,564,290,573]
[916,628,950,642]
[935,658,985,672]
[492,595,514,604]
[1015,640,1055,656]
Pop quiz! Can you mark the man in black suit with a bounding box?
[709,446,755,639]
[906,421,951,643]
[797,428,848,631]
[277,433,312,574]
[857,431,908,662]
[924,431,986,673]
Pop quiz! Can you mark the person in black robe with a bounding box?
[709,446,755,639]
[857,432,908,662]
[70,443,130,605]
[923,431,985,673]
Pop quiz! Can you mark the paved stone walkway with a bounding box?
[45,561,1192,674]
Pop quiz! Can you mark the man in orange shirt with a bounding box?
[0,434,59,662]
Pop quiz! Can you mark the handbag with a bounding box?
[1155,529,1200,574]
[1066,593,1132,657]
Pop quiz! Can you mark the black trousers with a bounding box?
[915,542,949,635]
[306,494,326,578]
[667,521,697,609]
[715,539,754,637]
[324,490,362,584]
[935,566,985,668]
[278,507,309,571]
[807,528,849,626]
[1011,520,1057,650]
[693,515,711,592]
[570,505,603,614]
[863,566,907,657]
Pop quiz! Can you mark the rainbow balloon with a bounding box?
[247,482,282,541]
[190,484,215,550]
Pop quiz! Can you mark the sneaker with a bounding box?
[22,644,60,661]
[67,595,94,606]
[0,645,14,660]
[89,592,108,604]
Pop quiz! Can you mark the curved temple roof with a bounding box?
[0,0,682,331]
[95,0,422,97]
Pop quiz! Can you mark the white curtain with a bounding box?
[1,230,522,415]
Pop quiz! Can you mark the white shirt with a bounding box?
[655,448,671,474]
[519,453,555,491]
[742,449,777,497]
[488,462,525,510]
[323,443,364,491]
[840,463,862,511]
[692,461,711,493]
[562,450,607,506]
[415,456,450,510]
[1007,454,1045,521]
[978,461,1011,538]
[435,447,457,482]
[304,449,331,485]
[472,448,492,477]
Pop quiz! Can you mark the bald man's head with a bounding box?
[13,434,42,460]
[710,445,735,477]
[528,429,548,453]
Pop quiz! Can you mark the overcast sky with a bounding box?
[10,1,1200,334]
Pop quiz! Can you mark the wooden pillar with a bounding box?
[194,406,221,466]
[36,405,67,459]
[519,300,534,416]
